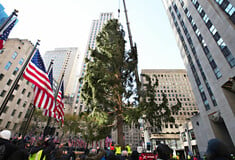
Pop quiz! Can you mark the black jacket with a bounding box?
[0,137,19,160]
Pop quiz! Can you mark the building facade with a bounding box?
[162,0,235,155]
[0,39,35,133]
[72,12,113,115]
[179,121,198,158]
[43,48,81,113]
[141,69,198,154]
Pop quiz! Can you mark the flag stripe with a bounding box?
[24,63,54,97]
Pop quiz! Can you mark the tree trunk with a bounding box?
[117,115,124,147]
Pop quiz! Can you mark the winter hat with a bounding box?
[91,148,97,154]
[122,150,128,156]
[0,129,11,140]
[206,138,230,159]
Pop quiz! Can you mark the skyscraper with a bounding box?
[43,48,81,112]
[72,13,113,115]
[141,69,198,152]
[162,0,235,154]
[43,48,80,96]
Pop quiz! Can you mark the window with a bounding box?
[0,73,4,80]
[19,58,24,65]
[22,89,26,94]
[11,109,16,116]
[206,20,212,28]
[18,112,22,118]
[13,67,19,75]
[17,99,21,105]
[5,121,11,129]
[23,101,27,108]
[181,132,187,142]
[5,61,12,70]
[221,0,229,10]
[7,79,13,86]
[27,92,31,97]
[189,130,196,140]
[12,52,18,59]
[0,90,6,97]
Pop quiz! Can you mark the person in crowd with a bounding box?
[115,144,122,159]
[28,140,44,160]
[110,142,115,154]
[107,154,119,160]
[86,148,106,160]
[104,146,112,158]
[205,138,233,160]
[61,142,76,160]
[11,136,33,160]
[79,148,89,160]
[0,129,19,160]
[40,136,56,160]
[125,144,132,158]
[156,143,173,160]
[120,150,128,160]
[130,150,139,160]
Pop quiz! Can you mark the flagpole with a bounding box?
[47,59,54,75]
[0,9,18,32]
[21,103,34,137]
[0,40,40,116]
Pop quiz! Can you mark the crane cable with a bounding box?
[118,0,121,20]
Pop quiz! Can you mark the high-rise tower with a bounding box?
[72,13,113,115]
[162,0,235,154]
[43,48,81,112]
[43,48,80,96]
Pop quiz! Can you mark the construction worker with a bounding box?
[115,144,122,158]
[125,144,132,155]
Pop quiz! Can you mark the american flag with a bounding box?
[43,65,58,119]
[23,49,55,112]
[44,80,64,123]
[56,80,64,123]
[0,18,17,50]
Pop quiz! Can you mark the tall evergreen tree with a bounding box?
[81,19,181,146]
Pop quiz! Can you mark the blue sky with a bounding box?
[1,0,185,71]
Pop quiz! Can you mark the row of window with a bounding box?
[215,0,235,24]
[0,120,18,130]
[174,111,196,116]
[157,92,192,98]
[191,0,235,67]
[154,74,187,77]
[169,6,210,111]
[4,52,24,70]
[177,1,222,79]
[181,129,196,141]
[175,1,218,107]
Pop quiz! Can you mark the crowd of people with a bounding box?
[0,129,234,160]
